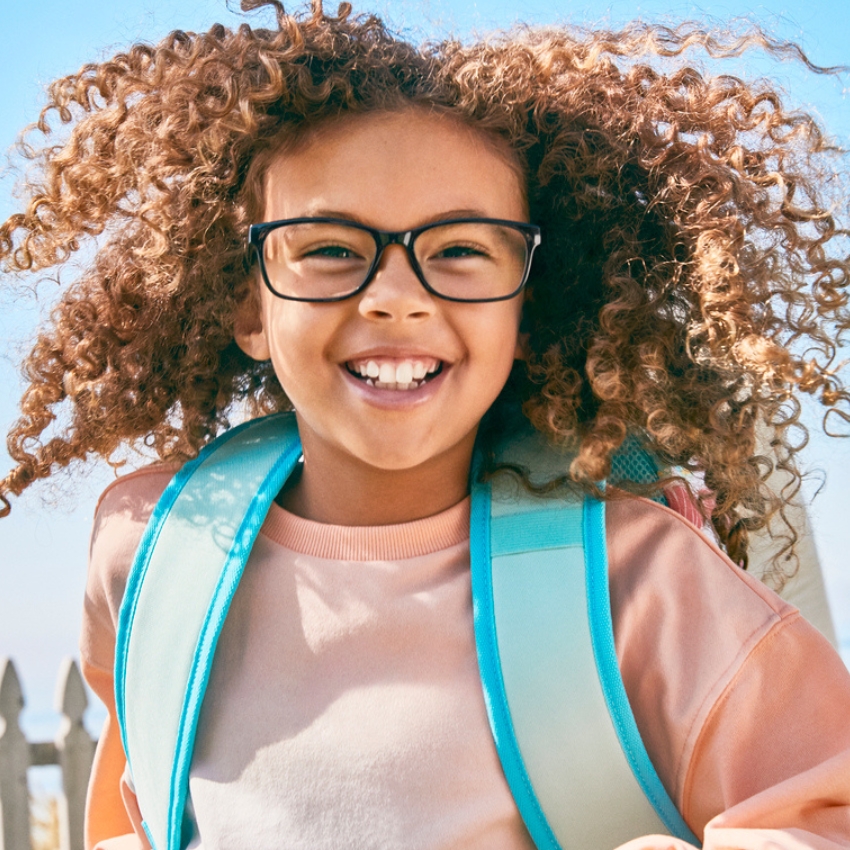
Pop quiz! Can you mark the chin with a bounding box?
[347,437,454,472]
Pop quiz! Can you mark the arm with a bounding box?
[693,614,850,849]
[82,661,147,850]
[612,618,850,850]
[80,466,176,850]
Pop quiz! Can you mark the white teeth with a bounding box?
[348,358,442,391]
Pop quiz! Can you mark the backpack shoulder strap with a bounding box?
[115,412,302,850]
[471,432,700,849]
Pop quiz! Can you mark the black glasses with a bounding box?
[248,217,542,303]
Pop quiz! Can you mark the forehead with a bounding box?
[261,110,527,226]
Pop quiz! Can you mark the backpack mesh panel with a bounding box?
[610,436,667,505]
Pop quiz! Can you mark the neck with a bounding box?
[277,428,475,527]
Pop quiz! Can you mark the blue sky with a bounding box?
[1,0,849,739]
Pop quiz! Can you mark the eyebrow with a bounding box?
[299,207,496,227]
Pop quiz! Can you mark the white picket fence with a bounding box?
[0,658,95,850]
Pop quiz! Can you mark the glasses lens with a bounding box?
[262,221,376,299]
[414,221,529,300]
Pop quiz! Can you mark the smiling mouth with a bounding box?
[345,358,444,391]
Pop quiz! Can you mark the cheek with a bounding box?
[469,307,523,382]
[493,303,523,358]
[261,304,325,381]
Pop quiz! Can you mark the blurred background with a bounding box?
[1,0,848,755]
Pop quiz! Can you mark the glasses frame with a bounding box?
[247,216,542,303]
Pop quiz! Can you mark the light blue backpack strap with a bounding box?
[470,478,700,849]
[115,412,302,850]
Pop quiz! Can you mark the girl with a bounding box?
[2,2,849,848]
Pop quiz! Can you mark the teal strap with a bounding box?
[471,477,699,848]
[115,413,302,850]
[470,482,562,849]
[583,498,700,845]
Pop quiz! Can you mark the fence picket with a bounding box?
[0,658,96,850]
[0,658,32,850]
[54,659,94,850]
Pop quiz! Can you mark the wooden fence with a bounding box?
[0,658,95,850]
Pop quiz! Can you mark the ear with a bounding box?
[233,282,271,361]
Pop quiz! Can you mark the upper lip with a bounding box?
[340,347,451,364]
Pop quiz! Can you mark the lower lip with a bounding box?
[340,365,449,408]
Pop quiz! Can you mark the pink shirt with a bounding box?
[81,466,850,850]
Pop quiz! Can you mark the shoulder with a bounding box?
[606,493,794,631]
[90,464,179,589]
[93,462,180,526]
[605,495,798,707]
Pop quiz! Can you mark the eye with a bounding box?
[434,243,489,260]
[418,223,501,263]
[302,245,355,260]
[303,244,362,260]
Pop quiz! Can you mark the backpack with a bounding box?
[114,411,703,850]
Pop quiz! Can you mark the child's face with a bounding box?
[236,109,526,480]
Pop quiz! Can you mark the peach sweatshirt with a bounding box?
[80,466,850,850]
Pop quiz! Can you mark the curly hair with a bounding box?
[2,0,849,580]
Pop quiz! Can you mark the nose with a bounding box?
[357,244,436,321]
